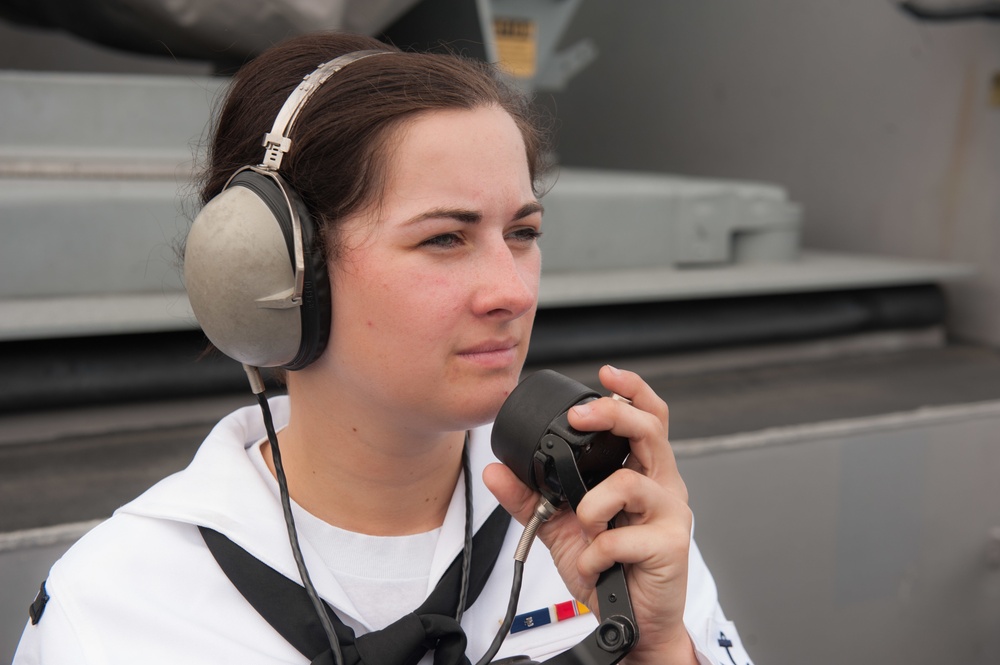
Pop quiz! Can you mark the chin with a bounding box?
[452,377,521,429]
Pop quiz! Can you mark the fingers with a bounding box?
[574,468,689,539]
[576,517,692,587]
[566,365,682,493]
[573,468,692,580]
[597,364,669,425]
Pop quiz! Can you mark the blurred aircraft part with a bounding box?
[0,0,423,67]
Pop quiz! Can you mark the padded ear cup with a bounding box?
[184,169,331,369]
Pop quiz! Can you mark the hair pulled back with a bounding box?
[202,32,549,258]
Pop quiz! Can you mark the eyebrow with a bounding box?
[405,201,544,226]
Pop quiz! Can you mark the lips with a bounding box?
[458,339,518,355]
[456,339,520,367]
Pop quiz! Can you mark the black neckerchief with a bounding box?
[201,436,510,665]
[200,506,510,665]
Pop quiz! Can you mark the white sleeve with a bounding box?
[683,536,755,665]
[12,578,94,665]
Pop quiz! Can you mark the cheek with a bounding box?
[527,255,542,291]
[362,270,465,341]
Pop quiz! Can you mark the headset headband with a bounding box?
[242,49,391,312]
[260,49,390,171]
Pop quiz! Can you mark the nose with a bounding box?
[472,240,539,319]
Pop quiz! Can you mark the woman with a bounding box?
[14,32,750,665]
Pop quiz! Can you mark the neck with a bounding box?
[262,383,468,536]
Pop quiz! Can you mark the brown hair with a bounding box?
[201,32,550,258]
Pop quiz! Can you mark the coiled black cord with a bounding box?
[475,498,559,665]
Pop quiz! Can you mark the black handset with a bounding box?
[491,369,632,506]
[489,370,639,665]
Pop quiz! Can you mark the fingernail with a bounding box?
[572,403,592,417]
[605,364,622,376]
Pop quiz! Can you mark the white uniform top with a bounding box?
[13,396,753,665]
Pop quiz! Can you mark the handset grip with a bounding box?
[491,370,639,665]
[540,436,638,665]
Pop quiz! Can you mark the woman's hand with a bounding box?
[483,365,698,665]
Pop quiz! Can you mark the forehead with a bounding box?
[391,105,525,151]
[381,106,532,202]
[334,105,536,249]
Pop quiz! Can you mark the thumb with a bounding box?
[483,462,543,526]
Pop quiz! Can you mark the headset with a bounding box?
[185,49,408,665]
[184,49,388,370]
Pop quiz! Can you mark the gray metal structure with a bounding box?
[0,68,970,340]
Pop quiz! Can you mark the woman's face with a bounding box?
[308,106,542,433]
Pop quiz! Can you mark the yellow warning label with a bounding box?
[494,17,536,79]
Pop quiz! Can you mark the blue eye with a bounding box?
[420,233,462,248]
[508,228,543,243]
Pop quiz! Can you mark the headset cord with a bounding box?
[475,497,559,665]
[245,366,346,665]
[455,433,473,623]
[244,366,476,665]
